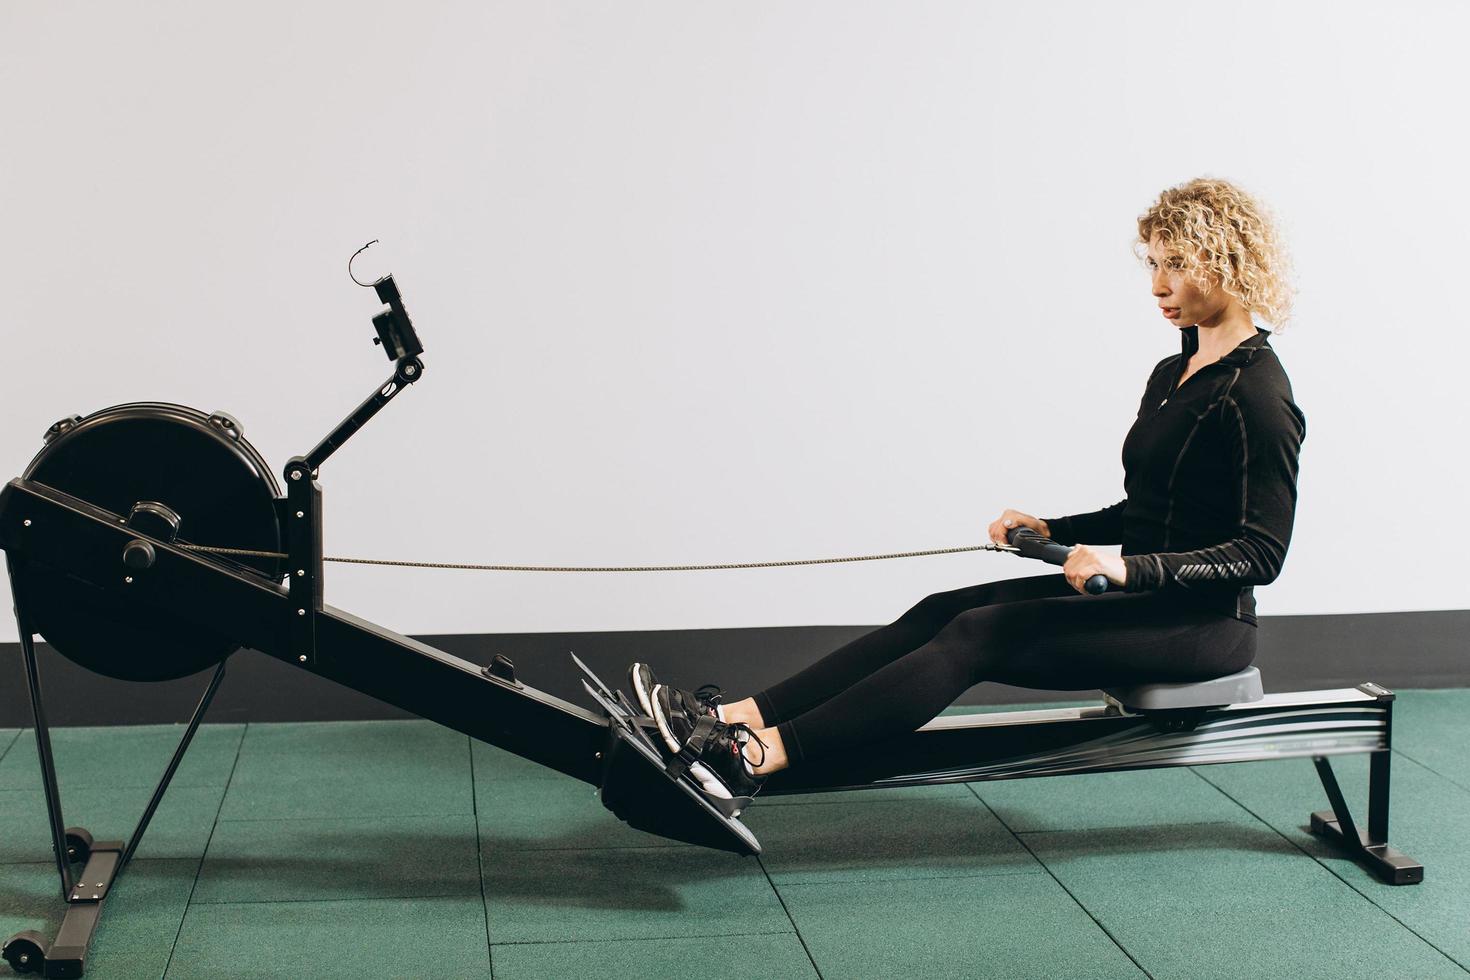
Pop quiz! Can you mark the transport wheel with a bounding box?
[14,403,285,681]
[2,931,48,975]
[64,827,94,865]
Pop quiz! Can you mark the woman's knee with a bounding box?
[939,604,1038,672]
[896,591,945,626]
[952,600,1038,635]
[899,583,995,625]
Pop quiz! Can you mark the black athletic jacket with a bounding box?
[1042,324,1306,625]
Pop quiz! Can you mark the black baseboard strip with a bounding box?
[2,610,1466,728]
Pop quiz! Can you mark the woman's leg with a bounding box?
[740,574,1074,728]
[760,590,1257,772]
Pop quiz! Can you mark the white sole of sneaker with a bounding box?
[631,663,657,719]
[649,683,684,754]
[651,684,732,800]
[687,760,733,800]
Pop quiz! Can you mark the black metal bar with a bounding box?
[119,659,229,871]
[313,606,607,784]
[1364,684,1396,845]
[45,896,102,979]
[6,555,75,899]
[39,843,121,978]
[284,464,322,667]
[1366,695,1397,845]
[1312,756,1363,853]
[304,358,422,472]
[1367,749,1392,845]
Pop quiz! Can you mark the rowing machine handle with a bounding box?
[1005,527,1109,595]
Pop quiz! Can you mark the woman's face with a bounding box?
[1146,235,1229,330]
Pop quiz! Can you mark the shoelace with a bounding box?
[725,721,768,770]
[692,683,725,712]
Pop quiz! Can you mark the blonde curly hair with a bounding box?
[1134,177,1296,332]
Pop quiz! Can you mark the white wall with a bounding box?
[2,1,1466,643]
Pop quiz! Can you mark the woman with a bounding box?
[630,176,1307,802]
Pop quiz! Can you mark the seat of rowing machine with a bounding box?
[1103,666,1264,712]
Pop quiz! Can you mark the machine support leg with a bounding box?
[15,609,75,900]
[4,558,231,976]
[1309,753,1423,885]
[1367,746,1391,845]
[119,658,228,870]
[1312,755,1362,842]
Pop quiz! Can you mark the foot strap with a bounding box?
[666,714,722,781]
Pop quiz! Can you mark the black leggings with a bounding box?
[749,573,1256,766]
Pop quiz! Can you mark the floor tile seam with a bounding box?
[477,788,982,805]
[962,783,1156,980]
[210,811,476,822]
[474,780,583,793]
[487,930,800,949]
[0,730,21,762]
[469,734,497,980]
[1010,818,1242,838]
[228,758,475,769]
[749,795,969,808]
[1390,748,1470,796]
[478,844,696,855]
[211,809,478,824]
[164,719,251,979]
[750,796,992,811]
[225,775,475,787]
[0,722,246,794]
[0,854,224,867]
[1185,765,1469,972]
[768,867,1044,888]
[757,853,826,980]
[0,780,235,794]
[240,719,447,729]
[223,760,477,771]
[479,842,701,855]
[187,890,483,907]
[1,725,248,739]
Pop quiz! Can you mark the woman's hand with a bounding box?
[1062,544,1128,594]
[988,509,1050,546]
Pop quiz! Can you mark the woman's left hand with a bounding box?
[1062,544,1128,594]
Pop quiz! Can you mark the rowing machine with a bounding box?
[0,273,1420,978]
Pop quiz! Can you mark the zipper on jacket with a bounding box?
[1158,361,1213,411]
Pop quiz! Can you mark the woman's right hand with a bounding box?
[988,509,1051,546]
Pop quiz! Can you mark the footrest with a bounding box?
[573,655,761,856]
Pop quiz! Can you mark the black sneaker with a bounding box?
[653,684,767,800]
[628,663,722,737]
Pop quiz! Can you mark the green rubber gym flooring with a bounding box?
[1,688,1467,979]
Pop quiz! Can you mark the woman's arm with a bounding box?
[1041,355,1179,548]
[1042,498,1127,546]
[1122,388,1307,592]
